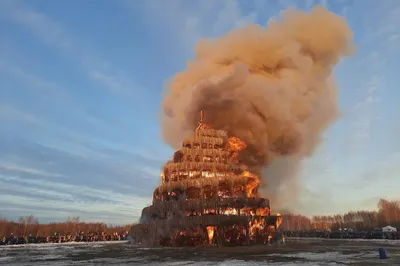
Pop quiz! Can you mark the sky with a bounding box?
[0,0,399,225]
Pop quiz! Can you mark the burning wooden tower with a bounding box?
[131,111,282,246]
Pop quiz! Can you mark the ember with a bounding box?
[131,112,282,246]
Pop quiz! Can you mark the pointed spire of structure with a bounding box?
[196,110,204,132]
[200,110,204,124]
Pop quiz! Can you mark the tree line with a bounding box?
[281,199,400,231]
[1,198,399,236]
[0,215,130,237]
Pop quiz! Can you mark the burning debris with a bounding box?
[131,112,283,246]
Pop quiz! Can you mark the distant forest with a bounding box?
[282,198,400,231]
[1,198,399,237]
[0,216,130,237]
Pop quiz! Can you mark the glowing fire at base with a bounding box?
[206,226,215,245]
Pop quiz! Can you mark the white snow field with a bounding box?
[0,238,399,265]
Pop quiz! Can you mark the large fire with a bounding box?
[225,135,262,200]
[130,4,356,247]
[133,113,283,246]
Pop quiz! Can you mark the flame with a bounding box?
[202,171,215,178]
[265,214,283,244]
[241,171,261,197]
[240,207,252,216]
[276,213,283,229]
[256,208,269,216]
[206,226,215,245]
[222,208,238,215]
[227,136,247,162]
[204,208,217,215]
[249,218,265,235]
[227,137,247,151]
[151,121,283,245]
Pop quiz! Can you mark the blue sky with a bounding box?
[0,0,399,224]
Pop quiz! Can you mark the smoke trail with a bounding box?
[161,6,354,211]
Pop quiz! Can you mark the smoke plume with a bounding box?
[161,6,354,212]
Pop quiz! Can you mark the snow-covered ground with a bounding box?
[0,239,398,265]
[287,237,400,245]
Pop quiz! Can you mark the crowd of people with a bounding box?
[283,228,400,240]
[0,231,129,246]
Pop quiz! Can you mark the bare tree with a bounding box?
[72,216,80,235]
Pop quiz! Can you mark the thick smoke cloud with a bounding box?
[161,6,354,212]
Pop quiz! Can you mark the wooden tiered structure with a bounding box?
[131,112,282,246]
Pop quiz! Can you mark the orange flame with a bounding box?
[256,208,270,216]
[206,226,215,245]
[276,213,283,228]
[249,218,265,235]
[227,137,247,151]
[222,208,238,215]
[241,171,261,197]
[227,137,247,162]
